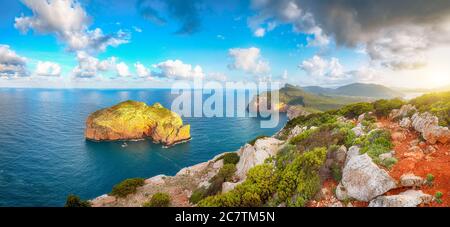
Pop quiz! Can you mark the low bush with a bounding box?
[285,112,337,131]
[381,157,398,169]
[217,164,237,182]
[360,129,393,161]
[110,178,145,198]
[425,173,435,186]
[64,194,91,207]
[198,164,278,207]
[338,102,374,119]
[373,99,405,117]
[331,163,342,182]
[189,187,207,204]
[144,192,171,207]
[435,191,443,204]
[220,153,240,165]
[275,147,327,206]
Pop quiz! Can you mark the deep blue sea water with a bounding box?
[0,88,287,207]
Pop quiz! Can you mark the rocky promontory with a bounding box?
[85,100,191,147]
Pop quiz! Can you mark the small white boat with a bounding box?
[121,142,128,148]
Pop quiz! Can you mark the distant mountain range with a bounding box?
[302,83,404,99]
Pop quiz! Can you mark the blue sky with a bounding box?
[1,0,449,88]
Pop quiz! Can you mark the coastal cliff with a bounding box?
[85,100,191,147]
[85,92,449,207]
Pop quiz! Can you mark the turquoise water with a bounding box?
[0,88,287,206]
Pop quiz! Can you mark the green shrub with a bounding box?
[248,135,268,145]
[338,102,374,119]
[144,192,171,207]
[360,129,393,160]
[189,187,207,204]
[331,163,342,182]
[275,147,327,206]
[110,178,145,198]
[64,194,91,207]
[425,173,435,186]
[290,124,353,152]
[381,157,398,169]
[198,164,278,207]
[285,112,337,131]
[220,153,240,165]
[217,164,237,182]
[435,191,443,204]
[373,99,405,117]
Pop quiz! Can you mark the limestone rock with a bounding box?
[236,137,283,180]
[222,182,239,193]
[335,145,348,164]
[341,154,397,201]
[399,117,412,128]
[411,112,450,144]
[288,125,307,140]
[351,126,364,137]
[390,104,416,120]
[335,182,349,201]
[379,152,393,161]
[400,173,423,188]
[368,190,432,207]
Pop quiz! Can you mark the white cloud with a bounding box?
[134,62,151,77]
[299,55,345,80]
[116,62,131,77]
[254,27,266,37]
[15,0,129,53]
[228,47,270,75]
[35,61,61,77]
[72,51,116,79]
[0,45,28,78]
[153,59,204,80]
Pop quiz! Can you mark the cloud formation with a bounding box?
[72,51,116,79]
[228,47,270,75]
[153,59,204,79]
[134,62,151,78]
[35,61,61,77]
[15,0,129,53]
[0,45,28,78]
[116,62,131,77]
[137,0,203,35]
[299,55,345,81]
[250,0,450,70]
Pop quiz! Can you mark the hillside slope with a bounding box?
[303,83,404,99]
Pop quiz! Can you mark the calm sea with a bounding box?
[0,88,287,206]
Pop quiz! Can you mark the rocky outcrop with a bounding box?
[340,153,397,202]
[411,112,450,144]
[236,137,284,181]
[287,106,310,120]
[368,190,432,207]
[400,173,423,188]
[389,104,416,120]
[399,117,412,128]
[287,125,307,140]
[85,100,191,147]
[90,152,227,207]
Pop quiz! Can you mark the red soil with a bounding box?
[379,118,450,207]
